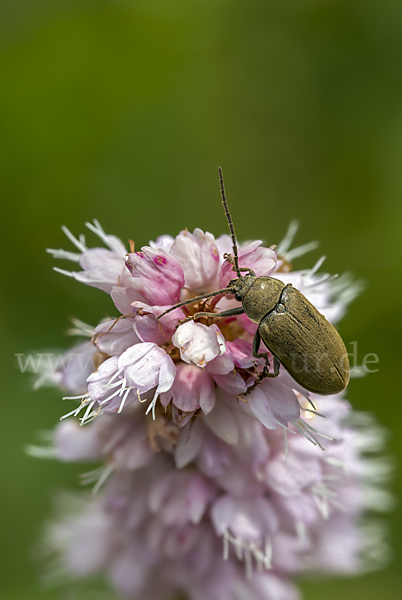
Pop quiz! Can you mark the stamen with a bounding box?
[307,255,326,277]
[275,421,297,435]
[301,419,335,441]
[85,221,108,244]
[349,366,367,379]
[235,537,243,560]
[66,317,94,337]
[223,530,273,575]
[291,419,320,448]
[99,388,124,405]
[137,390,147,403]
[105,368,123,387]
[46,248,81,262]
[26,445,57,458]
[61,225,87,253]
[223,532,229,560]
[33,372,51,390]
[118,387,131,413]
[80,465,114,494]
[286,240,319,261]
[145,392,158,419]
[312,492,329,519]
[92,465,114,494]
[264,536,272,569]
[102,379,124,392]
[60,404,86,421]
[324,456,347,472]
[53,267,74,278]
[80,401,96,425]
[304,273,339,289]
[295,521,307,542]
[276,221,299,254]
[85,219,124,255]
[301,408,326,419]
[306,397,317,411]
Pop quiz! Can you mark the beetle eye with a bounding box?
[235,293,242,302]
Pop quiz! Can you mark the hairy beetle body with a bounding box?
[157,168,350,397]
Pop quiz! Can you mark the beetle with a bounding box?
[157,167,349,396]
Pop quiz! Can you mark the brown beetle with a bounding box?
[158,168,349,396]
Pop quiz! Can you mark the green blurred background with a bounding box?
[1,0,401,598]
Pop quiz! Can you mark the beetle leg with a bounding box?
[178,307,244,325]
[251,328,270,367]
[240,330,280,397]
[223,253,256,277]
[242,367,280,397]
[238,267,256,276]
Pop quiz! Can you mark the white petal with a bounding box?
[156,354,176,395]
[173,321,225,368]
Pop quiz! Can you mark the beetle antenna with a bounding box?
[156,286,234,319]
[218,167,241,278]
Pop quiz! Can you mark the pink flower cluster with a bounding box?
[37,220,389,600]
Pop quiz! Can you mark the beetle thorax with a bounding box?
[242,276,285,324]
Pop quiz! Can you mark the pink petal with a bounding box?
[219,240,277,288]
[251,573,300,600]
[199,376,216,415]
[259,378,301,426]
[226,339,255,369]
[237,312,259,336]
[174,420,204,468]
[149,234,174,252]
[133,313,169,345]
[170,364,216,414]
[172,404,195,428]
[236,386,278,430]
[205,352,234,375]
[109,551,146,597]
[131,302,183,345]
[126,246,184,305]
[215,234,233,264]
[94,319,139,356]
[211,496,278,541]
[60,342,98,394]
[265,452,323,497]
[112,425,154,470]
[55,420,103,461]
[212,371,247,395]
[111,284,144,316]
[169,229,219,291]
[86,356,119,400]
[75,248,126,293]
[203,390,240,444]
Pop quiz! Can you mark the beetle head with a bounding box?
[229,274,256,301]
